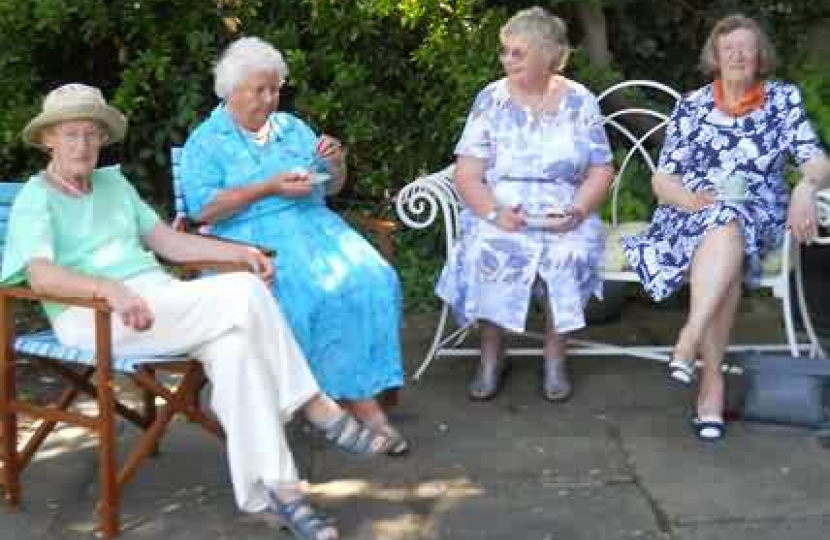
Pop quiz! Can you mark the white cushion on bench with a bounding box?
[602,221,650,273]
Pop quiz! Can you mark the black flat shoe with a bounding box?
[468,361,510,401]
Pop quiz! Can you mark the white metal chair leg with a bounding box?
[412,303,451,381]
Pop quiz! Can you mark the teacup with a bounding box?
[715,174,747,200]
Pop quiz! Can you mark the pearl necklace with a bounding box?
[44,163,92,197]
[251,117,274,146]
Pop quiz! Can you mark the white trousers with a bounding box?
[53,270,320,513]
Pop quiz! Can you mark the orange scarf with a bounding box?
[713,79,765,117]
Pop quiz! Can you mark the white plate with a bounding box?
[308,172,332,185]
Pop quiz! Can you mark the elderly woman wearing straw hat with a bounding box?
[179,37,407,455]
[1,83,397,540]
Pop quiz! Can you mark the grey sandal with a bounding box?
[378,424,410,457]
[268,493,338,540]
[319,412,386,456]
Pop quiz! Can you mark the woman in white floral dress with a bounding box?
[622,15,830,441]
[436,6,614,402]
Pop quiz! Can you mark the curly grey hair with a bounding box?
[500,6,570,72]
[699,14,777,78]
[213,36,289,99]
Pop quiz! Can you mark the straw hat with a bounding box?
[22,83,127,149]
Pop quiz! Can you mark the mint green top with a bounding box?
[1,166,162,319]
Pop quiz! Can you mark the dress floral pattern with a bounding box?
[621,81,825,301]
[179,106,403,400]
[436,78,613,333]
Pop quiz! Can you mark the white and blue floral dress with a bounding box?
[436,78,613,333]
[622,81,825,301]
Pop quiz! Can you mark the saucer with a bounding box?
[525,216,552,228]
[525,212,567,228]
[715,194,749,202]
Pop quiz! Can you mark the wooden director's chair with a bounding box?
[0,178,256,538]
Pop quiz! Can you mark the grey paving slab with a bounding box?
[428,483,666,540]
[2,299,829,540]
[312,378,633,487]
[1,429,98,539]
[674,517,830,540]
[617,407,830,525]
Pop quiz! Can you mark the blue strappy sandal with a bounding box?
[268,493,338,540]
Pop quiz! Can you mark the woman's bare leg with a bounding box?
[674,222,744,361]
[468,321,508,399]
[345,398,389,428]
[543,293,571,401]
[480,320,504,369]
[696,277,742,417]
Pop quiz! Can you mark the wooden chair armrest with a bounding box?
[349,215,400,235]
[172,260,253,274]
[0,285,110,311]
[174,215,276,258]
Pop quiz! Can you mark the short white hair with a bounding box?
[213,36,289,99]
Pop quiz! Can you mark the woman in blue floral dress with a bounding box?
[622,15,830,440]
[436,7,614,402]
[180,37,408,455]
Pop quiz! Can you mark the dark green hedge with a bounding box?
[0,0,826,311]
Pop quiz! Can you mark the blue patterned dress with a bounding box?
[180,106,403,400]
[436,78,613,333]
[622,81,825,301]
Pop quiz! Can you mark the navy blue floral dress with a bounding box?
[622,81,825,301]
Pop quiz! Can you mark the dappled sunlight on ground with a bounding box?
[309,477,484,540]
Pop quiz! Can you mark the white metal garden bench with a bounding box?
[395,80,828,381]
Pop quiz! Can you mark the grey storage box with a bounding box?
[737,353,830,428]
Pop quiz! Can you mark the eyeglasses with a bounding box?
[721,44,758,58]
[498,46,529,62]
[57,129,106,146]
[240,80,285,101]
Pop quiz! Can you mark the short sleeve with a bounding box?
[121,177,161,236]
[454,86,497,160]
[0,182,54,285]
[580,92,613,166]
[284,115,326,175]
[657,98,695,175]
[179,134,225,218]
[781,84,824,166]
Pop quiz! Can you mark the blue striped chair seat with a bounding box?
[15,330,187,372]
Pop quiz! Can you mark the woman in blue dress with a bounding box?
[180,37,407,455]
[436,7,615,402]
[622,14,830,441]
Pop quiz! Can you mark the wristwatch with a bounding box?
[484,205,500,224]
